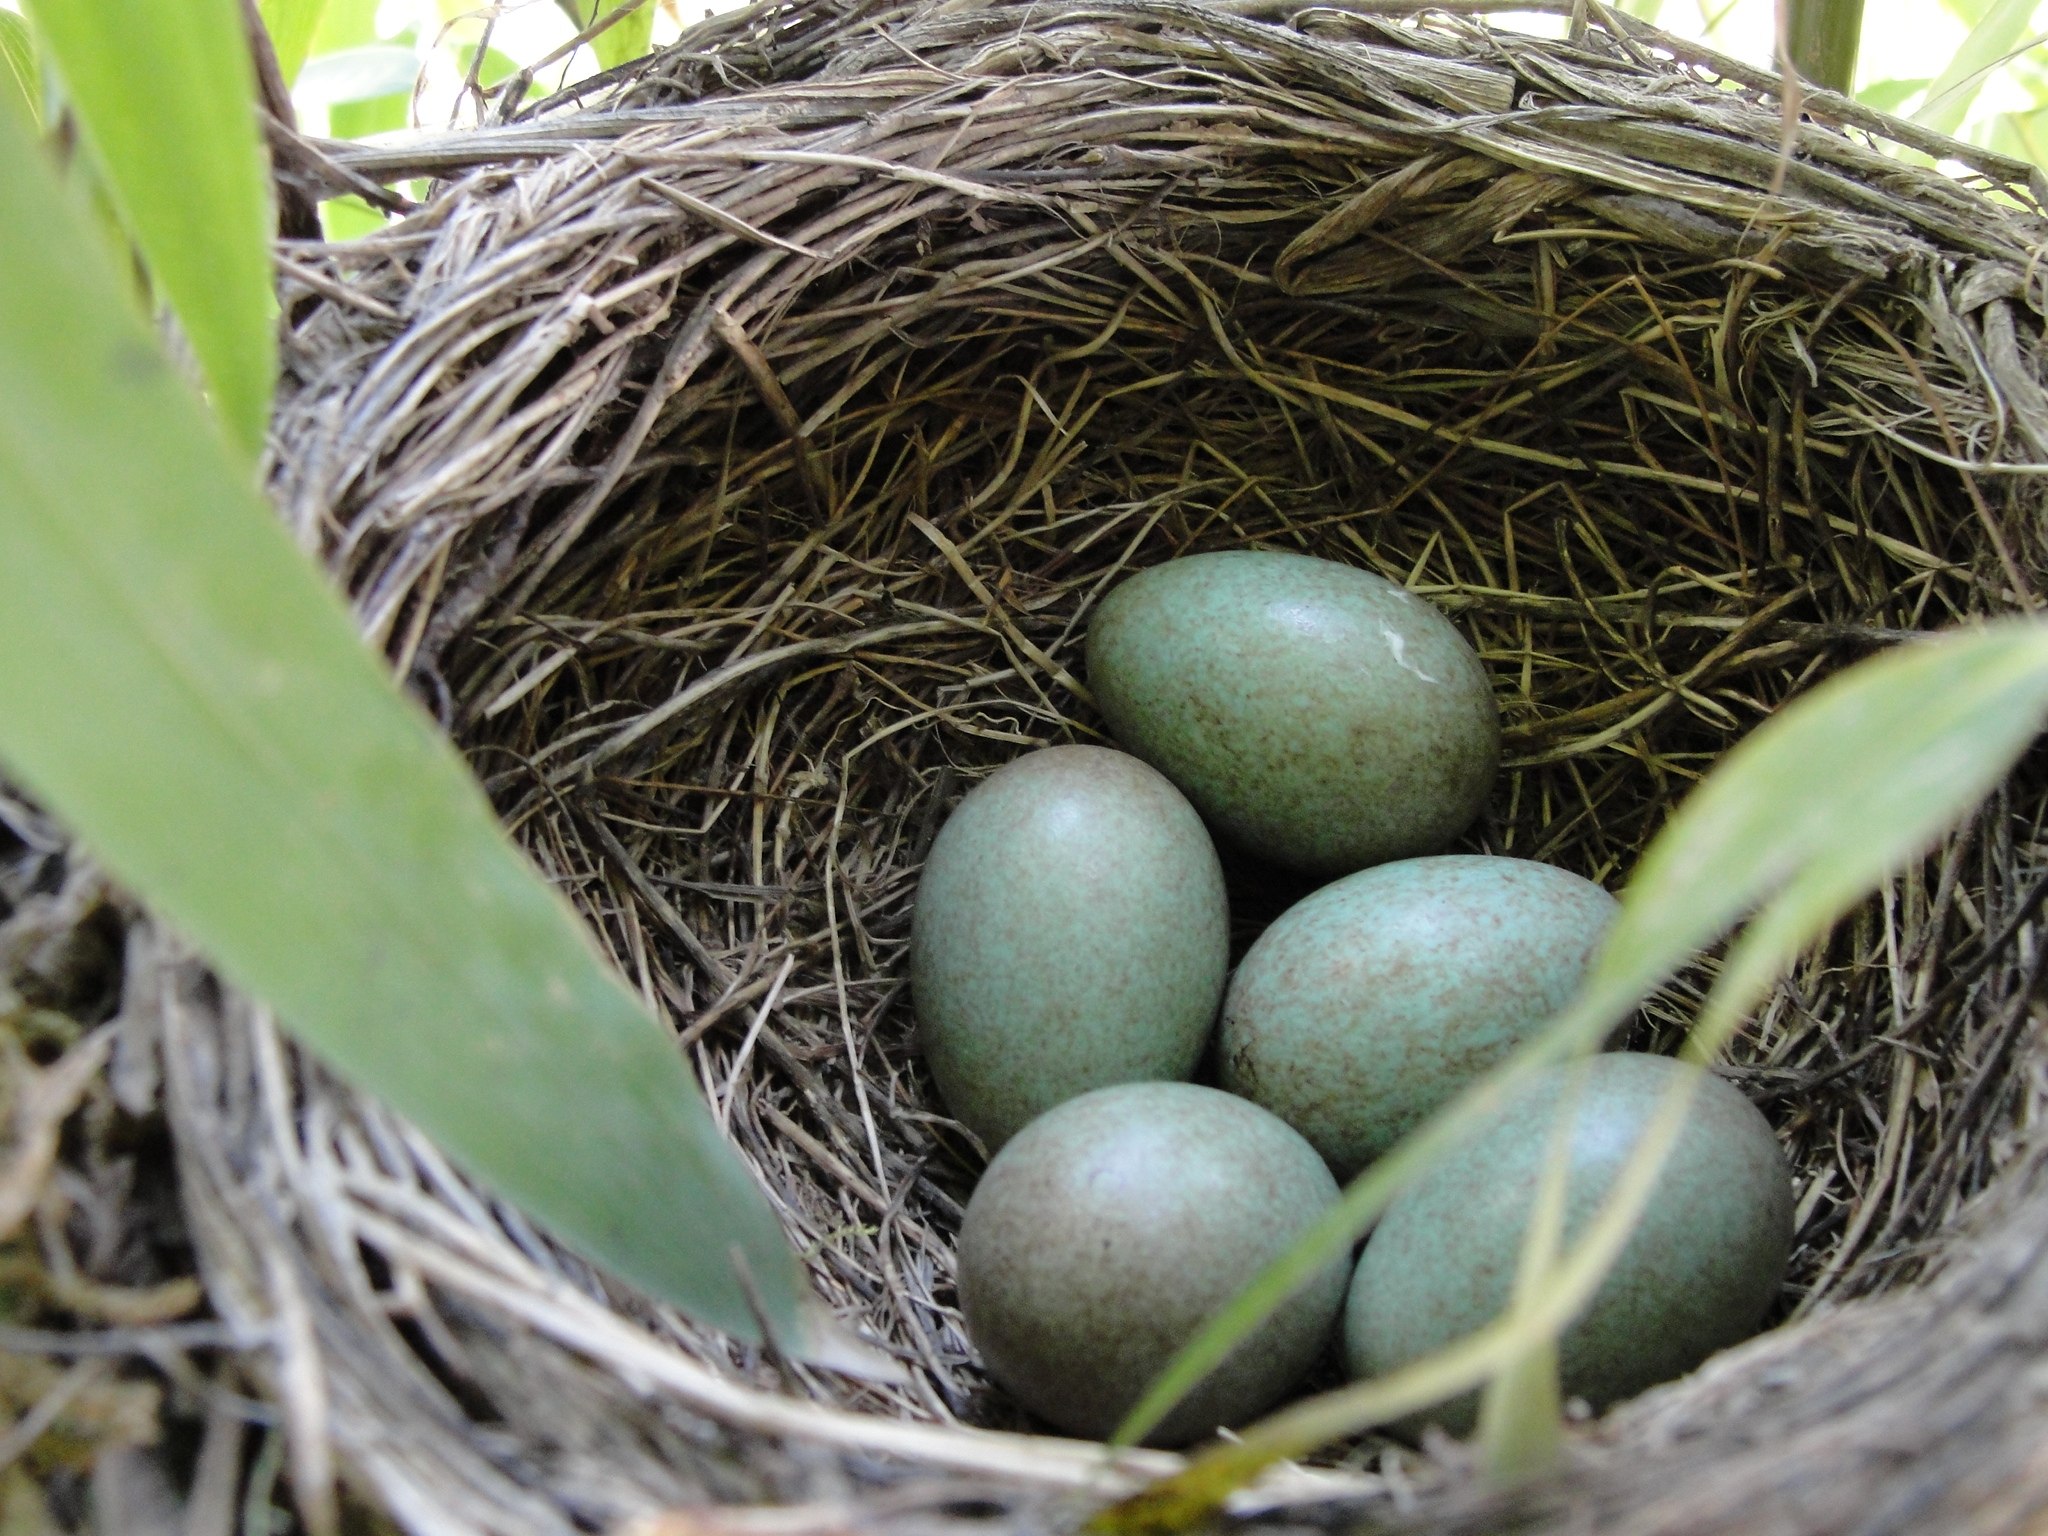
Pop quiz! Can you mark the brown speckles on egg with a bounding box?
[957,1082,1348,1445]
[1085,551,1499,876]
[911,746,1229,1151]
[1218,855,1620,1178]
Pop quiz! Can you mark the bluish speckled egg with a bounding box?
[1084,551,1499,876]
[1345,1052,1795,1435]
[958,1082,1349,1445]
[1219,855,1619,1179]
[912,746,1229,1150]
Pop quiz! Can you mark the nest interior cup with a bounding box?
[154,1,2048,1532]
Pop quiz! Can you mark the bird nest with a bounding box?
[104,0,2048,1531]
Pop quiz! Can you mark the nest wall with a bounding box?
[140,2,2048,1533]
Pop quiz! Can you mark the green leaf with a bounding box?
[295,44,414,142]
[0,95,811,1352]
[331,91,408,140]
[1624,622,2048,1033]
[24,0,275,460]
[1857,76,1932,114]
[1988,102,2048,168]
[0,10,35,126]
[318,194,391,241]
[1474,1067,1578,1483]
[258,0,331,87]
[558,0,657,72]
[456,42,521,92]
[1112,620,2048,1469]
[1914,0,2040,136]
[295,44,418,110]
[313,0,382,52]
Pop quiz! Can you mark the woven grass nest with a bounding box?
[88,0,2048,1530]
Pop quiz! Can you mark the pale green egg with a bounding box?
[911,746,1229,1150]
[1345,1052,1796,1435]
[958,1082,1348,1444]
[1085,551,1499,876]
[1220,855,1619,1178]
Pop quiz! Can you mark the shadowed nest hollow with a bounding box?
[107,0,2048,1530]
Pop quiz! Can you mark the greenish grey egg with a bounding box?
[1344,1052,1795,1435]
[958,1082,1349,1445]
[1084,551,1499,876]
[1220,855,1619,1179]
[912,746,1229,1151]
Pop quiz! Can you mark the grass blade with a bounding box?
[1913,0,2038,136]
[258,0,331,86]
[0,10,33,125]
[559,0,657,72]
[0,98,809,1349]
[1110,620,2048,1483]
[25,0,276,458]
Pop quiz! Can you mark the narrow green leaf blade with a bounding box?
[1857,76,1932,114]
[592,0,656,73]
[1117,621,2048,1455]
[25,0,276,458]
[1616,620,2048,1016]
[560,0,657,71]
[313,0,381,52]
[0,10,34,126]
[1913,0,2038,136]
[259,0,331,86]
[0,100,808,1347]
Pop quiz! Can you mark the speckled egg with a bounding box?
[1220,855,1619,1179]
[911,746,1229,1151]
[958,1082,1349,1444]
[1345,1052,1795,1435]
[1085,551,1499,876]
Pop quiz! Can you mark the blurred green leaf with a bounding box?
[258,0,331,86]
[1112,620,2048,1472]
[24,0,275,460]
[332,90,408,139]
[1914,0,2038,136]
[558,0,656,71]
[318,194,390,241]
[0,10,34,125]
[456,42,521,91]
[0,94,811,1352]
[1857,76,1931,114]
[298,47,411,183]
[295,42,417,109]
[313,0,382,52]
[1990,104,2048,164]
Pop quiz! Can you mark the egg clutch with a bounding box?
[909,550,1796,1447]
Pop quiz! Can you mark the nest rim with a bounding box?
[120,2,2048,1532]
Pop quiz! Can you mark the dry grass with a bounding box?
[61,0,2048,1531]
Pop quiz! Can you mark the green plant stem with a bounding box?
[1784,0,1862,94]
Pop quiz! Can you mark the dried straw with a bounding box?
[70,0,2048,1531]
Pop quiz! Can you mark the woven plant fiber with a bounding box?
[94,1,2048,1532]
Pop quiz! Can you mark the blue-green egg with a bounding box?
[1085,551,1499,876]
[911,746,1229,1150]
[958,1082,1348,1444]
[1219,855,1619,1178]
[1345,1052,1796,1435]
